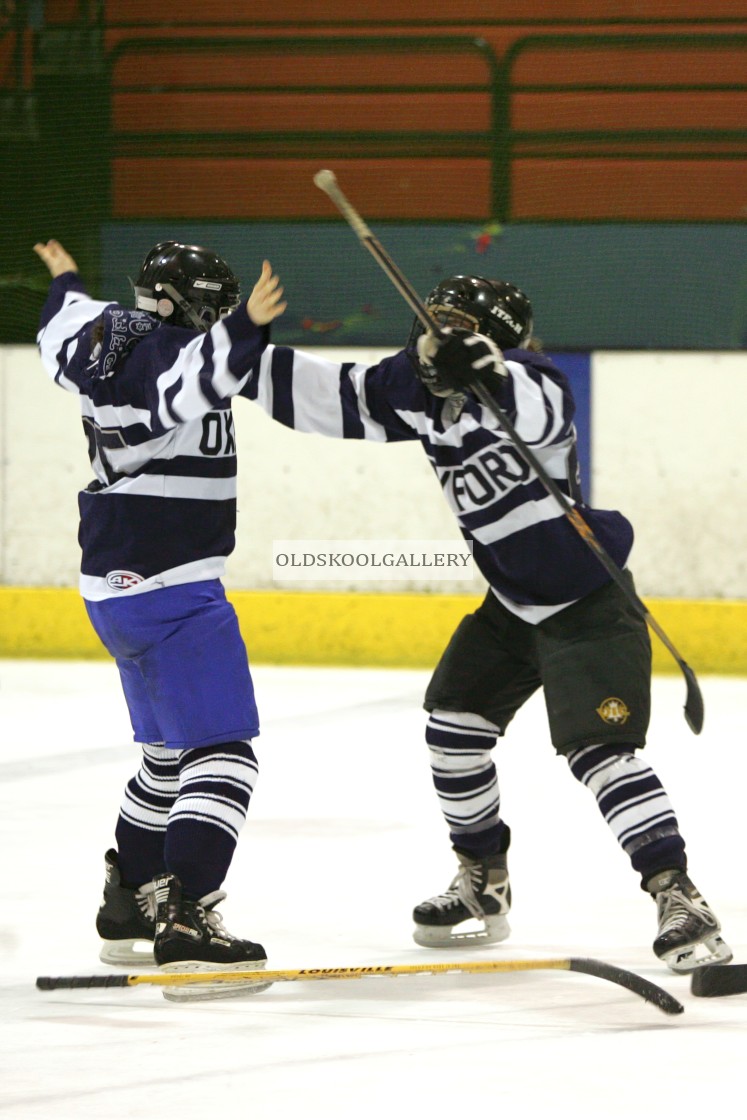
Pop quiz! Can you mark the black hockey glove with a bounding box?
[416,328,508,398]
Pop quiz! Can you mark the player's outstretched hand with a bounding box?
[248,260,287,326]
[417,327,508,395]
[33,239,79,278]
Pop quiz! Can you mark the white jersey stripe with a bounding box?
[79,556,226,600]
[471,492,569,545]
[100,474,237,500]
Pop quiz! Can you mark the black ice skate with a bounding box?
[413,848,511,948]
[647,869,733,973]
[96,849,156,966]
[153,872,269,1001]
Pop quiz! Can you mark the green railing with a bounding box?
[103,30,746,221]
[498,31,747,218]
[105,34,503,213]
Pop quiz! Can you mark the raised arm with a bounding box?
[35,240,287,423]
[35,239,115,392]
[241,344,423,443]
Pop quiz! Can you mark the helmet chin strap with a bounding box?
[156,281,210,331]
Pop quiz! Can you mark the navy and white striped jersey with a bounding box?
[38,271,632,621]
[243,344,634,622]
[37,271,269,601]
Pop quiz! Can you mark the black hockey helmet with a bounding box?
[412,275,533,350]
[133,241,241,331]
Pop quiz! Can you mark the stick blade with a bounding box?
[569,958,684,1015]
[691,963,747,997]
[682,662,704,734]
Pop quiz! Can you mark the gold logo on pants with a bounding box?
[596,697,631,724]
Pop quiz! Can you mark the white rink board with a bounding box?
[2,345,746,596]
[591,352,747,598]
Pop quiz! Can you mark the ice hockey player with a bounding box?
[34,238,286,999]
[237,272,732,974]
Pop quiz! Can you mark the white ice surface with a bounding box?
[1,661,745,1118]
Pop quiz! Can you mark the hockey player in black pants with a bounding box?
[235,273,731,974]
[34,238,286,999]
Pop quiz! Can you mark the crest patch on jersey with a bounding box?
[596,697,631,725]
[106,570,145,592]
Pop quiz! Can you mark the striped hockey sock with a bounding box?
[165,740,259,899]
[566,744,687,883]
[115,742,179,888]
[426,710,509,856]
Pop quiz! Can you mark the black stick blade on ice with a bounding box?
[568,958,683,1015]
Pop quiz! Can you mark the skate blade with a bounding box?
[158,960,271,1002]
[413,916,511,949]
[99,939,155,967]
[661,935,733,974]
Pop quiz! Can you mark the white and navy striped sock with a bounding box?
[164,740,259,898]
[426,710,509,856]
[115,742,179,887]
[566,744,686,882]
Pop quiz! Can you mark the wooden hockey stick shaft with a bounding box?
[313,168,704,735]
[36,956,682,1014]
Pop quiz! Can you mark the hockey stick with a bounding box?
[691,963,747,998]
[314,169,704,736]
[36,957,683,1014]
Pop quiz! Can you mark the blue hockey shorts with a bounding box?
[85,580,259,750]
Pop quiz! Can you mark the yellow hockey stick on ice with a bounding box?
[37,956,683,1015]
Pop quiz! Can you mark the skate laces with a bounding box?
[657,884,717,933]
[426,878,464,913]
[455,863,489,920]
[428,864,487,920]
[195,891,235,940]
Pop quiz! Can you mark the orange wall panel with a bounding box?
[512,158,747,219]
[512,91,747,131]
[510,46,747,85]
[109,50,492,88]
[112,92,491,133]
[103,1,747,25]
[112,157,492,219]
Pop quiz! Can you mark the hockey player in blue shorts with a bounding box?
[34,238,286,999]
[228,272,731,974]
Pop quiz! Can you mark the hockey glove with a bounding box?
[416,328,508,398]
